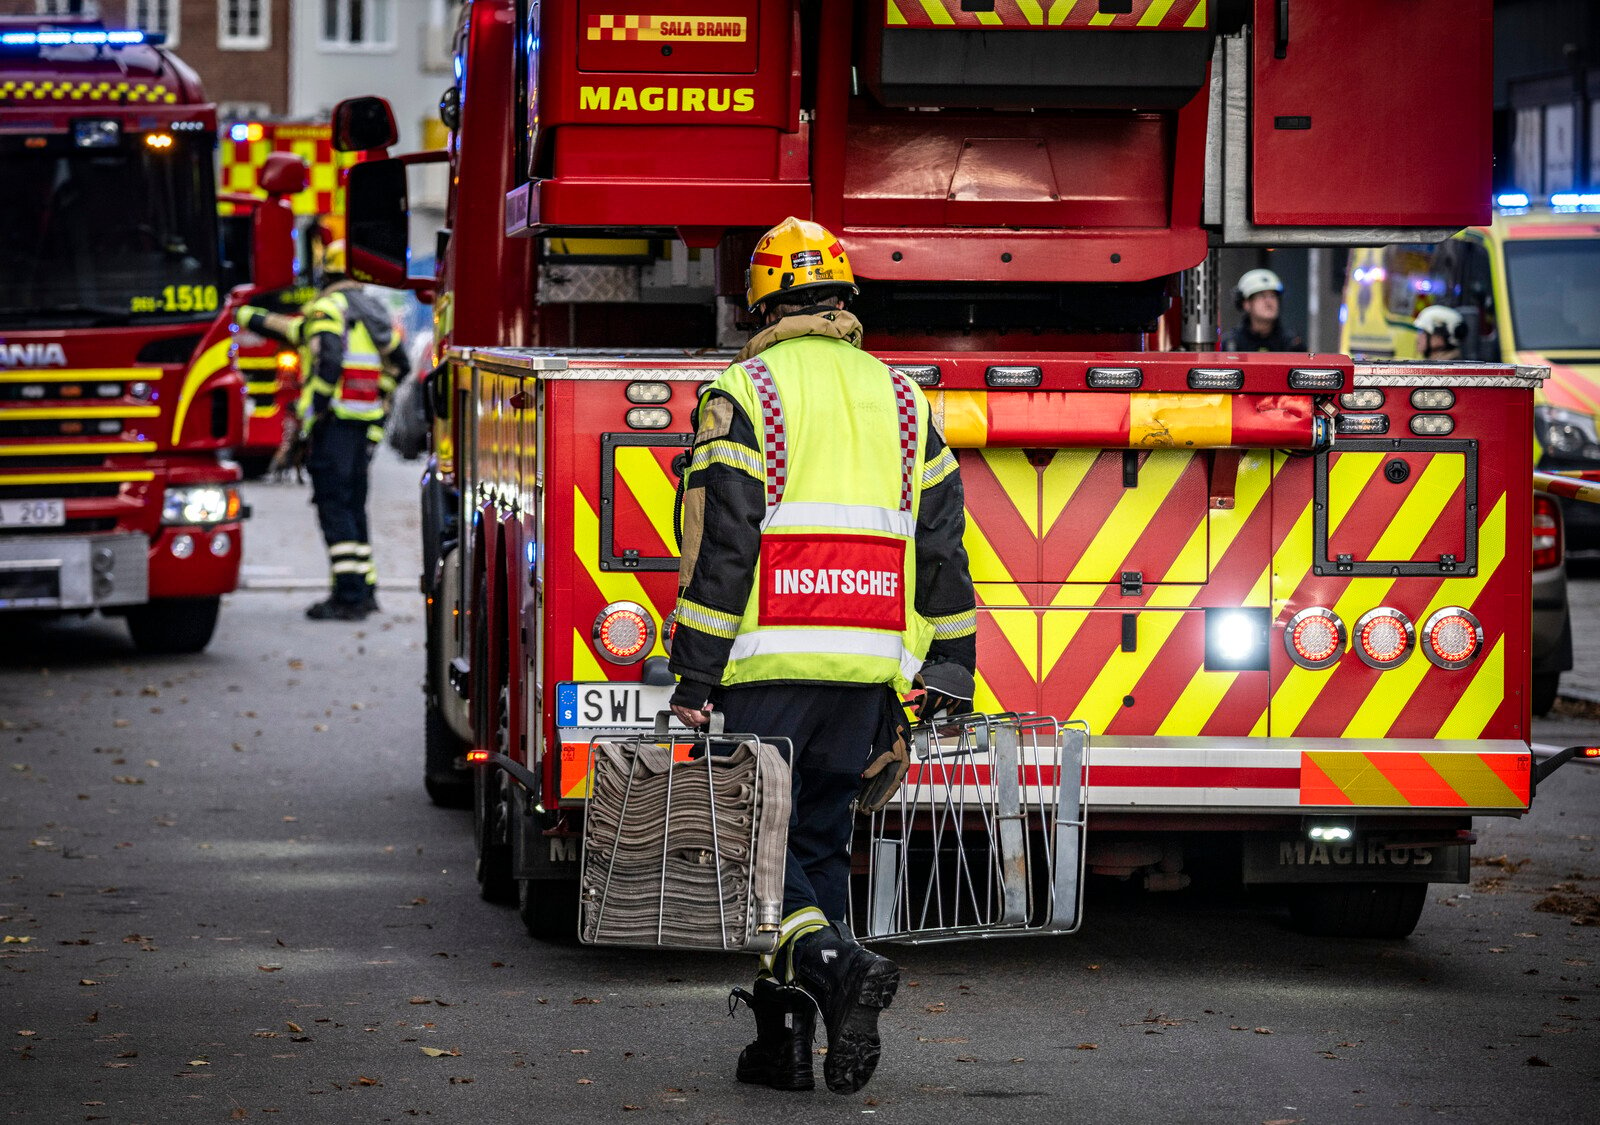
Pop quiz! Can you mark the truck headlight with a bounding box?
[162,485,241,526]
[1534,405,1600,459]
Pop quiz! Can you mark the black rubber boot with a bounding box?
[731,978,815,1091]
[790,925,899,1094]
[305,596,369,621]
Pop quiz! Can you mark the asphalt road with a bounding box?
[3,450,1598,1125]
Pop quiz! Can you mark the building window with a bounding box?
[36,1,95,14]
[321,0,394,51]
[127,0,177,46]
[219,0,269,50]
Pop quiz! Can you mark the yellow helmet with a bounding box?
[746,217,857,311]
[321,239,347,277]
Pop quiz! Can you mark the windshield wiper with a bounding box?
[0,304,135,328]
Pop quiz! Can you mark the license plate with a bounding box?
[0,499,64,528]
[556,681,680,729]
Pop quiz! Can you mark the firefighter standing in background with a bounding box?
[1414,305,1467,360]
[238,241,409,620]
[1219,267,1306,352]
[668,218,977,1095]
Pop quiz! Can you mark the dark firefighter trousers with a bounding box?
[715,683,882,921]
[306,416,375,605]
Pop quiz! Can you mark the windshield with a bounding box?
[1504,238,1600,351]
[0,131,222,328]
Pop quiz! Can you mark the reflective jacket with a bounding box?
[296,284,406,428]
[670,310,976,693]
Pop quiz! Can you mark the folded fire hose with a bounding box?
[580,714,791,951]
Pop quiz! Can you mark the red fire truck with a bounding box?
[0,17,301,652]
[335,0,1581,940]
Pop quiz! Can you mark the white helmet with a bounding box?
[1413,304,1465,344]
[1235,268,1284,304]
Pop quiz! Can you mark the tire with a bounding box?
[1531,673,1559,718]
[1288,882,1428,939]
[474,766,516,905]
[125,597,220,655]
[424,698,472,809]
[237,454,273,480]
[518,876,581,943]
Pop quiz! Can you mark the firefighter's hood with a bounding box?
[735,309,864,363]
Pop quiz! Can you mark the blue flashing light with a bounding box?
[1496,192,1530,209]
[1550,193,1600,210]
[229,123,249,142]
[0,29,153,48]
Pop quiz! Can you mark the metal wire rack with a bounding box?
[850,712,1088,944]
[579,714,792,952]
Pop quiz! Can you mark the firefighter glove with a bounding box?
[669,676,717,714]
[917,662,975,721]
[858,688,913,814]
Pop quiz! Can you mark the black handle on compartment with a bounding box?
[1275,0,1289,59]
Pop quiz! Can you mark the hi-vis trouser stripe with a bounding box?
[759,906,829,979]
[328,541,375,587]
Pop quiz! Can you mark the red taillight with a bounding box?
[592,600,654,664]
[1533,494,1562,570]
[467,749,489,762]
[1353,608,1415,669]
[1421,607,1483,669]
[1285,607,1345,669]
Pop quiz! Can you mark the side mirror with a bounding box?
[345,158,410,288]
[332,96,399,154]
[258,152,309,197]
[344,152,450,293]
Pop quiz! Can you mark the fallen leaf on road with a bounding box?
[955,1055,976,1063]
[1254,1028,1272,1034]
[356,1076,379,1086]
[188,1059,209,1067]
[916,1037,967,1044]
[573,997,600,1005]
[113,719,130,728]
[924,1003,946,1013]
[16,1030,35,1037]
[577,1078,594,1085]
[3,936,31,944]
[449,1076,473,1084]
[112,776,144,785]
[79,980,99,986]
[231,1109,248,1120]
[419,1047,460,1058]
[1527,1056,1552,1067]
[623,1106,641,1112]
[1076,1043,1098,1050]
[257,965,282,972]
[286,1022,303,1034]
[568,1048,590,1054]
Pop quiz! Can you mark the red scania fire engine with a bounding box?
[334,0,1579,940]
[0,16,302,652]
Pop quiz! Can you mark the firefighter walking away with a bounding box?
[238,240,410,620]
[668,218,978,1093]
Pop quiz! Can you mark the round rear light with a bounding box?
[592,601,655,664]
[661,610,677,656]
[1421,607,1483,669]
[1285,607,1345,669]
[1353,608,1415,669]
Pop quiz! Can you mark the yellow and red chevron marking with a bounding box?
[218,125,354,216]
[586,13,749,41]
[1325,448,1467,565]
[886,0,1207,30]
[1300,749,1530,808]
[559,741,694,800]
[0,79,175,102]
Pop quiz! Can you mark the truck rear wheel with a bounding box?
[474,766,517,904]
[125,597,220,655]
[1288,882,1428,939]
[518,877,581,943]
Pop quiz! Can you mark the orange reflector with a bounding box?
[1422,607,1482,669]
[467,749,489,762]
[1354,608,1414,669]
[1583,748,1600,759]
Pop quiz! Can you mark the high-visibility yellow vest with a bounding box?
[298,291,391,424]
[708,335,935,692]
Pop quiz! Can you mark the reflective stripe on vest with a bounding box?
[728,627,924,686]
[330,310,385,421]
[741,355,787,508]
